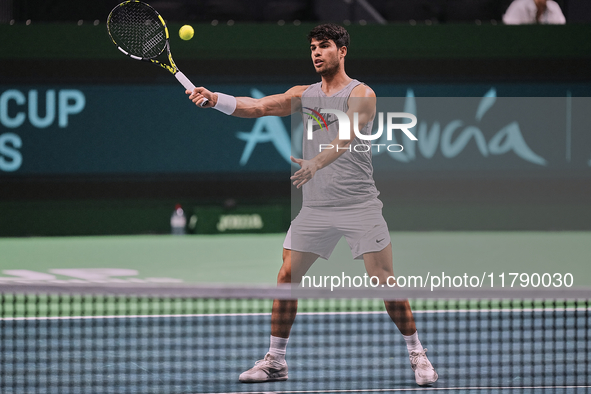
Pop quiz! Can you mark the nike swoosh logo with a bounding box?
[376,238,385,243]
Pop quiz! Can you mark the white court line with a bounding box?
[191,385,591,394]
[0,307,588,321]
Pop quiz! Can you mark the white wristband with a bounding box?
[213,92,237,115]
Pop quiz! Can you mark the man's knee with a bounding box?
[277,248,292,284]
[277,265,292,284]
[364,244,394,284]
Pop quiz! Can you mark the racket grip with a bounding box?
[176,71,208,107]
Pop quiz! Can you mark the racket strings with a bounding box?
[108,2,166,59]
[144,31,166,57]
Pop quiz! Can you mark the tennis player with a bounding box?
[187,23,438,387]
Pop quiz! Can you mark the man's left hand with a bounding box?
[290,156,320,189]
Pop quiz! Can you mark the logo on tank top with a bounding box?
[304,108,417,154]
[303,107,339,133]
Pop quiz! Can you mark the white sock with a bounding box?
[268,335,289,362]
[402,331,423,355]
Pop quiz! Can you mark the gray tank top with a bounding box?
[301,79,379,207]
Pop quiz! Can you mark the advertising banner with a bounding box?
[1,84,590,177]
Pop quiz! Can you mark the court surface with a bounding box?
[1,307,589,394]
[1,232,590,286]
[1,232,590,393]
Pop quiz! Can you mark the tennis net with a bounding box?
[0,284,589,394]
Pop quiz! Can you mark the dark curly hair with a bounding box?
[307,23,350,49]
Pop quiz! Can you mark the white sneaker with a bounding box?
[409,348,438,386]
[239,353,288,383]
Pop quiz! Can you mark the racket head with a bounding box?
[107,1,169,60]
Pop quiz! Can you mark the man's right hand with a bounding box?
[187,87,215,108]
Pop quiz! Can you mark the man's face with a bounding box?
[310,38,345,76]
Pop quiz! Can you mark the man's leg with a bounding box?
[363,243,438,386]
[239,248,318,383]
[271,248,319,338]
[363,244,416,335]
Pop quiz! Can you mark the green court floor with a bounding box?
[0,232,589,288]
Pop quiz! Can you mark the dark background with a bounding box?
[4,0,591,23]
[1,0,590,235]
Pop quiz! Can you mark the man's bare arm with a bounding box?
[290,84,376,188]
[187,85,308,118]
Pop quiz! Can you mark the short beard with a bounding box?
[318,62,340,77]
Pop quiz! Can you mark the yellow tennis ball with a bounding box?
[179,25,194,41]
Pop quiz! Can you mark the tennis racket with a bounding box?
[107,0,207,105]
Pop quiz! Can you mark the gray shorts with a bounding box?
[283,198,391,260]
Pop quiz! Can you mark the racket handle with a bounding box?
[176,71,209,107]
